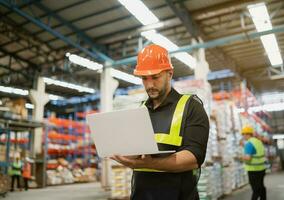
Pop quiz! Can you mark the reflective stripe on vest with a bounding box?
[244,137,266,171]
[134,95,191,172]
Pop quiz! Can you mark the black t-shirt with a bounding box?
[131,88,209,200]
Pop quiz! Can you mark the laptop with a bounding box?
[86,107,175,157]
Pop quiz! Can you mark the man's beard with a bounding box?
[146,85,167,101]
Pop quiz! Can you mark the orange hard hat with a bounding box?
[134,44,173,76]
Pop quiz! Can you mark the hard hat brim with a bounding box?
[241,132,253,135]
[133,67,172,76]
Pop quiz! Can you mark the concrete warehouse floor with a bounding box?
[4,172,284,200]
[223,171,284,200]
[4,182,110,200]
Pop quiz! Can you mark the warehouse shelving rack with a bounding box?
[0,125,10,175]
[0,117,43,195]
[43,113,98,186]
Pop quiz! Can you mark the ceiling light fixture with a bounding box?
[0,85,64,101]
[66,53,103,71]
[25,103,34,109]
[118,0,159,25]
[0,85,29,96]
[49,94,64,101]
[272,134,284,140]
[118,0,196,69]
[66,53,140,84]
[43,77,95,93]
[110,68,142,85]
[237,102,284,113]
[248,3,283,66]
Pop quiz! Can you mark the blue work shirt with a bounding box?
[244,141,256,155]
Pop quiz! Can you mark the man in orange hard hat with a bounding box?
[241,125,266,200]
[112,44,209,200]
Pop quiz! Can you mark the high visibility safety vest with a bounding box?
[22,163,32,179]
[244,137,266,172]
[134,95,191,172]
[9,161,22,176]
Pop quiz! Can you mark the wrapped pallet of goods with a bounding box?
[198,167,213,200]
[198,164,223,200]
[0,174,10,197]
[0,146,5,161]
[58,166,74,184]
[173,79,212,115]
[72,167,86,182]
[47,170,63,185]
[205,119,219,163]
[111,165,132,199]
[222,166,233,195]
[113,90,146,111]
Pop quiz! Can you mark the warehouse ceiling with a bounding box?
[0,0,283,98]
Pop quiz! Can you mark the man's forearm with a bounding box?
[241,155,252,161]
[145,150,198,173]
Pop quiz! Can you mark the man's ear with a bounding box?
[168,70,174,78]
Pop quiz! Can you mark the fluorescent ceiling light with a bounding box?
[66,53,103,71]
[238,102,284,113]
[118,0,196,69]
[49,94,64,101]
[173,52,197,69]
[141,30,196,69]
[262,102,284,112]
[273,134,284,140]
[261,92,284,104]
[43,77,95,93]
[141,30,177,50]
[66,53,141,85]
[110,68,142,85]
[0,85,29,96]
[248,3,283,66]
[0,85,64,101]
[25,103,34,109]
[247,3,271,32]
[118,0,159,25]
[260,34,283,66]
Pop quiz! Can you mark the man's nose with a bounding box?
[144,79,154,88]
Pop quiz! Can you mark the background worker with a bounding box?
[22,157,32,191]
[241,125,267,200]
[112,44,209,200]
[10,155,22,192]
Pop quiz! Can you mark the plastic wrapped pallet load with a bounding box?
[111,165,132,199]
[47,170,62,185]
[84,168,97,182]
[198,167,213,200]
[222,166,233,195]
[59,167,74,184]
[0,174,10,196]
[198,163,223,200]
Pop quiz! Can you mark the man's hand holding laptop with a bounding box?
[110,155,152,169]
